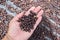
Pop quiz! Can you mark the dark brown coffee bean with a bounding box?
[18,11,38,32]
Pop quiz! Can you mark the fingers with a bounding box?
[37,10,43,17]
[33,6,42,13]
[12,11,25,21]
[34,16,42,30]
[33,7,43,30]
[31,7,43,33]
[25,7,35,16]
[12,6,42,21]
[31,16,42,33]
[25,6,42,16]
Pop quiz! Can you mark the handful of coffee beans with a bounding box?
[18,11,38,32]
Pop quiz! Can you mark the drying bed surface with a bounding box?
[0,8,13,40]
[0,0,60,40]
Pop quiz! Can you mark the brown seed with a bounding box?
[18,11,37,32]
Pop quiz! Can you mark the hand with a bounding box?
[4,6,43,40]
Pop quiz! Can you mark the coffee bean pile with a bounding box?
[28,16,57,40]
[18,11,38,32]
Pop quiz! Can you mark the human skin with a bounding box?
[2,6,43,40]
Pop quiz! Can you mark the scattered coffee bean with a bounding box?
[28,16,57,40]
[0,8,13,40]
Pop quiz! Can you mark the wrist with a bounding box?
[2,33,13,40]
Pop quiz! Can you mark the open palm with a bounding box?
[8,6,43,40]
